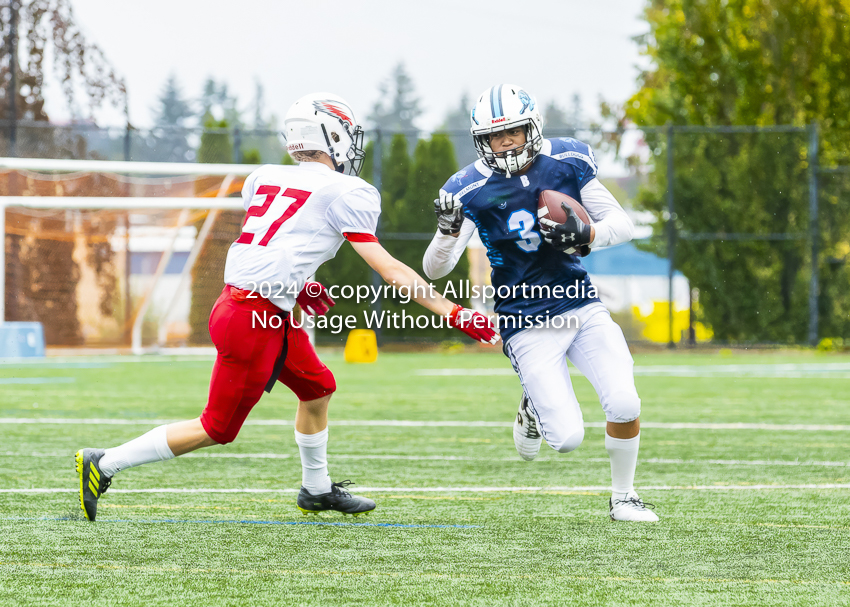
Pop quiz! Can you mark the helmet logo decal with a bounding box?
[518,90,533,115]
[471,107,479,125]
[313,101,354,127]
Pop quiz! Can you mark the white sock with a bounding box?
[295,427,332,494]
[606,432,640,501]
[98,425,175,477]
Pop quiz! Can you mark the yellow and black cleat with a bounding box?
[75,448,112,521]
[295,480,376,516]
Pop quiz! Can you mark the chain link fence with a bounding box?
[2,122,848,348]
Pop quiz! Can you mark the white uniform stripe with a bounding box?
[504,341,544,434]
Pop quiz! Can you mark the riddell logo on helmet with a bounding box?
[288,143,304,151]
[313,101,354,127]
[492,117,506,124]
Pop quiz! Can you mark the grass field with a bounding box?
[1,349,849,606]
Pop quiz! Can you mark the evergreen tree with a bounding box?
[383,133,411,211]
[543,101,569,132]
[441,92,471,132]
[153,75,194,128]
[543,94,581,136]
[441,92,477,168]
[359,141,375,183]
[241,148,261,164]
[197,117,233,163]
[199,78,219,120]
[382,134,468,341]
[151,74,194,162]
[199,77,241,127]
[368,63,422,133]
[403,134,460,240]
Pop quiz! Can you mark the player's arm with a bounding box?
[423,218,476,280]
[579,179,635,249]
[351,240,498,344]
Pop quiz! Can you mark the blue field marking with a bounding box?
[0,377,76,384]
[5,517,479,529]
[0,361,112,368]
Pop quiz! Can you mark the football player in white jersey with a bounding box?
[75,92,498,521]
[423,85,658,522]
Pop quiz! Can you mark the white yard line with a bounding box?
[417,363,850,378]
[3,484,850,494]
[2,418,849,431]
[3,451,847,467]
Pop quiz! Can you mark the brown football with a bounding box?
[537,190,591,226]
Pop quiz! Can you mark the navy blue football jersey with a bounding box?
[440,137,601,342]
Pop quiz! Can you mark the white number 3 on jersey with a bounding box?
[507,209,541,253]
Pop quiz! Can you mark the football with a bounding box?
[537,190,591,225]
[537,190,592,256]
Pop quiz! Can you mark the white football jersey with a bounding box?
[223,162,381,311]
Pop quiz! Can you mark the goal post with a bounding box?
[0,157,258,354]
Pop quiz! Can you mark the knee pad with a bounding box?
[550,427,585,453]
[280,366,337,402]
[200,414,240,445]
[319,369,337,395]
[604,391,641,424]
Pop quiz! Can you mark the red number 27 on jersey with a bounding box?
[235,185,312,246]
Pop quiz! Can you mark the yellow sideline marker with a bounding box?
[344,329,378,363]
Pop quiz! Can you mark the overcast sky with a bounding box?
[43,0,650,131]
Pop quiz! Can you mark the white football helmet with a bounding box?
[283,92,366,176]
[470,84,543,177]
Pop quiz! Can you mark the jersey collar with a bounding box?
[474,158,493,178]
[298,161,333,172]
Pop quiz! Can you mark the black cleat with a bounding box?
[75,448,112,521]
[296,480,376,516]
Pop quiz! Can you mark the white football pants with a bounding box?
[504,302,640,453]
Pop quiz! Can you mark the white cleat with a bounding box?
[513,393,542,461]
[609,492,659,522]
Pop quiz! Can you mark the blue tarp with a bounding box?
[582,242,684,277]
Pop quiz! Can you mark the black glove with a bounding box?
[434,190,464,235]
[540,202,592,256]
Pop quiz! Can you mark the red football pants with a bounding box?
[200,285,336,444]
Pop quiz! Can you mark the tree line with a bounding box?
[4,0,850,345]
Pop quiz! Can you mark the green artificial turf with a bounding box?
[1,350,849,606]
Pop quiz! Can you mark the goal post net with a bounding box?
[0,157,260,354]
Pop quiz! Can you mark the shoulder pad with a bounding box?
[440,161,490,202]
[544,137,599,176]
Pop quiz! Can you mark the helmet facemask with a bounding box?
[320,122,366,176]
[473,120,543,178]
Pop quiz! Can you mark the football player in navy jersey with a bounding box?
[423,84,658,522]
